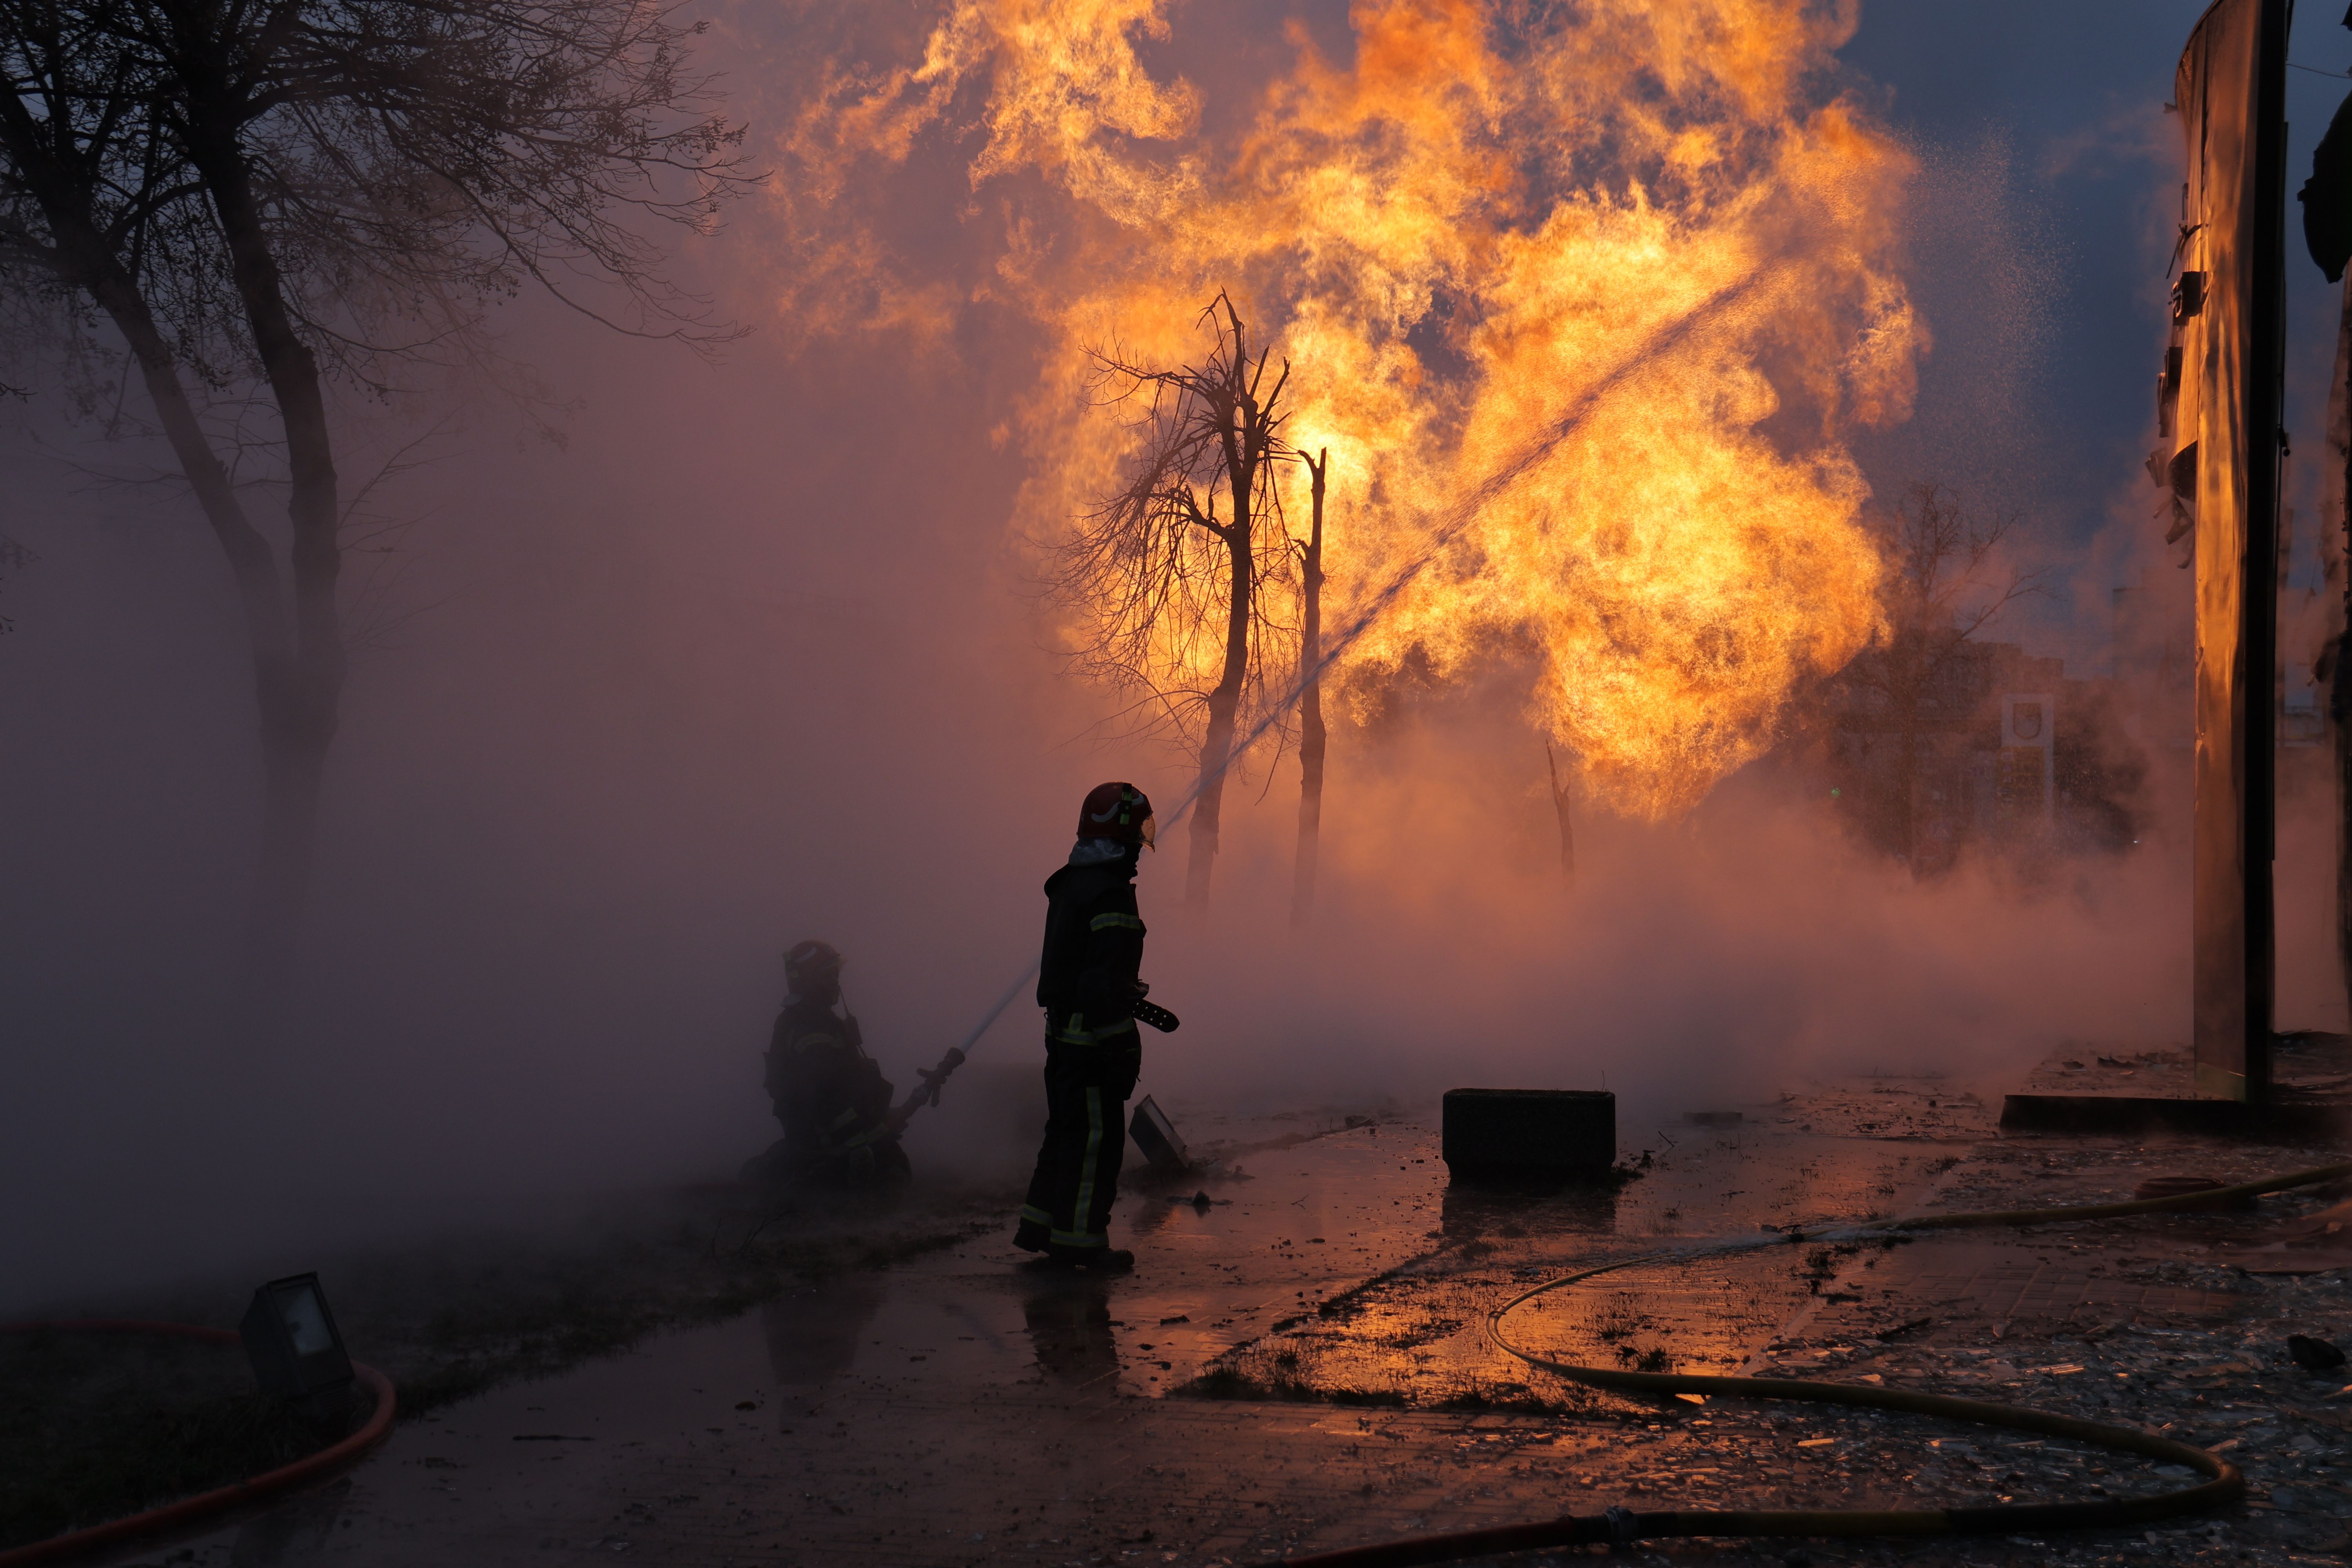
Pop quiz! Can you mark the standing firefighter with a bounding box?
[761,940,910,1186]
[1015,783,1155,1269]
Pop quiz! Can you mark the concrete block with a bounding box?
[1441,1088,1614,1176]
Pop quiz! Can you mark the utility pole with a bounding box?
[1291,448,1328,927]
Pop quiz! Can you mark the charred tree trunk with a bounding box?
[1073,294,1290,913]
[1188,510,1252,911]
[1183,310,1276,913]
[1545,742,1575,884]
[1290,450,1327,927]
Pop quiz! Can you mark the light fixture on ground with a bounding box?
[1129,1095,1192,1178]
[239,1272,356,1432]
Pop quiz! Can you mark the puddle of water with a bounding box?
[1193,1111,1967,1409]
[87,1099,1967,1565]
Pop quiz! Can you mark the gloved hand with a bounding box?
[916,1047,967,1107]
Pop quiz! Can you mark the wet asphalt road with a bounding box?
[80,1073,2352,1568]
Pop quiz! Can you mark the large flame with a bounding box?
[780,0,1919,819]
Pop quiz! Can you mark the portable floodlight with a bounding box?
[1128,1096,1191,1178]
[240,1273,354,1426]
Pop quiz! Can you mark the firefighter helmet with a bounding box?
[784,939,844,991]
[1076,782,1155,849]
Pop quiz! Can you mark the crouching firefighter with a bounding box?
[760,940,911,1187]
[1015,782,1156,1270]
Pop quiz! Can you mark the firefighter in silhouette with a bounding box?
[1014,783,1154,1270]
[758,940,910,1186]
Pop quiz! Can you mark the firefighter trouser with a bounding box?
[1015,1030,1142,1252]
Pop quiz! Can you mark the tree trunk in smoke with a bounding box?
[1885,623,1920,871]
[1896,708,1920,875]
[1546,742,1576,884]
[1290,450,1328,927]
[115,294,330,984]
[1185,333,1275,913]
[0,92,336,996]
[115,266,334,991]
[1074,294,1289,913]
[185,101,347,989]
[1188,515,1252,911]
[2332,277,2352,1032]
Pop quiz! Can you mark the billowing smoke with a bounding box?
[0,0,2265,1312]
[779,0,1921,818]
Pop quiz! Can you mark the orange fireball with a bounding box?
[787,0,1919,820]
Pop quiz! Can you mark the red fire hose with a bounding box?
[0,1320,397,1568]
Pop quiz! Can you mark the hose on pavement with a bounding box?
[1279,1160,2352,1565]
[0,1319,397,1568]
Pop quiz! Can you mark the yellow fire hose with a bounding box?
[1280,1160,2352,1566]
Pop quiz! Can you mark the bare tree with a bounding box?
[1289,445,1326,927]
[1849,482,2040,867]
[1055,293,1294,910]
[0,0,750,983]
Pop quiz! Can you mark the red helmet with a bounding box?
[1076,782,1155,847]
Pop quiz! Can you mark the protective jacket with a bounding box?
[1034,852,1146,1045]
[1018,844,1148,1256]
[765,996,895,1163]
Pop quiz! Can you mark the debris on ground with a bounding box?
[26,1078,2352,1566]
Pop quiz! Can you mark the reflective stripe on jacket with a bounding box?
[1036,856,1147,1031]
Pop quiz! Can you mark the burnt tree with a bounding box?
[0,0,747,982]
[1545,741,1575,884]
[1056,294,1294,911]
